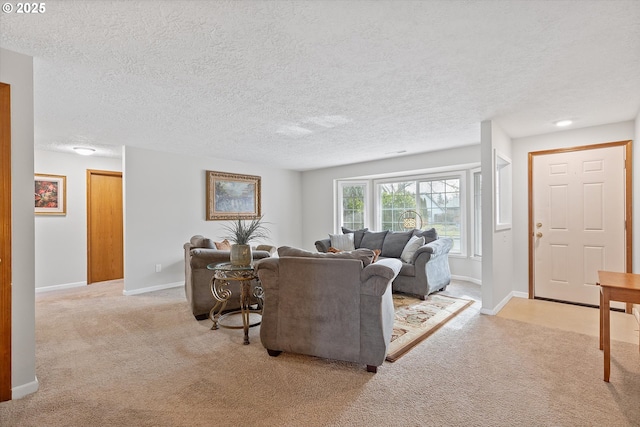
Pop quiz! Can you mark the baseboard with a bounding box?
[450,275,482,286]
[479,290,526,316]
[35,281,87,293]
[12,376,39,399]
[122,281,183,296]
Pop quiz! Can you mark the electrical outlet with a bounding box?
[155,264,162,273]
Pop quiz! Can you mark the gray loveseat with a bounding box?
[315,227,452,299]
[184,235,275,320]
[255,246,402,372]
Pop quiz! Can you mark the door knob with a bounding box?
[536,223,542,228]
[536,232,543,238]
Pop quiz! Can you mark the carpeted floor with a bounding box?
[1,279,640,426]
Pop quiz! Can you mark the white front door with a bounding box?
[533,145,626,306]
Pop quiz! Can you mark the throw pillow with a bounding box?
[214,239,231,250]
[359,230,388,250]
[329,233,356,251]
[400,235,425,264]
[341,227,368,248]
[381,230,413,258]
[413,228,438,244]
[372,249,381,263]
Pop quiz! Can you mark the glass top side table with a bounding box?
[206,262,263,345]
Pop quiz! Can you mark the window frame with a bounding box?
[373,171,467,256]
[335,180,370,233]
[471,167,482,259]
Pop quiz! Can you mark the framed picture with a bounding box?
[206,171,261,220]
[34,174,67,215]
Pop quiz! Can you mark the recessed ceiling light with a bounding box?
[73,147,96,156]
[554,120,573,127]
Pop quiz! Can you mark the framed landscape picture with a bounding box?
[206,171,261,220]
[34,174,67,215]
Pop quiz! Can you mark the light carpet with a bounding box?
[2,280,640,426]
[387,293,474,362]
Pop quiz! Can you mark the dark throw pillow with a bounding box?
[381,230,413,258]
[413,228,438,244]
[359,230,388,251]
[341,227,368,248]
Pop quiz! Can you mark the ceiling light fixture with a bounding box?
[554,119,573,127]
[73,147,96,156]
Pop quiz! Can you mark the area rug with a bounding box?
[386,293,474,362]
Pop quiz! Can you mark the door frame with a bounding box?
[86,169,123,284]
[0,82,12,401]
[528,140,633,302]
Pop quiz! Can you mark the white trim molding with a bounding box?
[122,281,183,296]
[480,290,527,315]
[35,281,87,293]
[12,376,39,399]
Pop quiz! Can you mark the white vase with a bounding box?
[230,244,252,266]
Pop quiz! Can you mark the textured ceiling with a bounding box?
[1,0,639,171]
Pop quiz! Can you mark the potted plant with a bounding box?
[222,216,270,266]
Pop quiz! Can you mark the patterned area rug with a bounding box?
[386,293,474,362]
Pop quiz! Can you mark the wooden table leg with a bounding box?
[602,289,610,382]
[599,288,603,350]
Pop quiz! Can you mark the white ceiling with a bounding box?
[1,1,639,171]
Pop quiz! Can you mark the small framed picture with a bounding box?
[206,171,261,220]
[34,174,66,215]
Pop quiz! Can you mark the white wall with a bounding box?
[511,121,636,296]
[34,150,122,289]
[123,146,302,294]
[635,113,640,273]
[1,48,37,398]
[481,121,514,314]
[301,145,482,281]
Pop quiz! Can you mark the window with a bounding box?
[417,178,461,252]
[379,182,417,231]
[376,176,462,253]
[472,169,482,257]
[338,182,367,231]
[494,150,512,231]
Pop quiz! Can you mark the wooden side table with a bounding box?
[597,270,640,382]
[207,262,263,345]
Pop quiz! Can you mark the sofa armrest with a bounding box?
[189,248,233,269]
[254,244,277,255]
[315,238,331,253]
[411,237,453,263]
[255,258,279,288]
[360,258,402,296]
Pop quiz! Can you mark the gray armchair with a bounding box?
[255,246,402,372]
[184,235,275,320]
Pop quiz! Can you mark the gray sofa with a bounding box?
[255,246,402,372]
[315,227,452,299]
[183,235,275,320]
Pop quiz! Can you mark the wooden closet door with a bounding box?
[87,170,123,284]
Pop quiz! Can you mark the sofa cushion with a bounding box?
[381,230,413,258]
[413,228,438,244]
[341,227,368,248]
[278,246,376,266]
[329,233,355,251]
[400,235,425,263]
[360,230,388,251]
[190,235,217,249]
